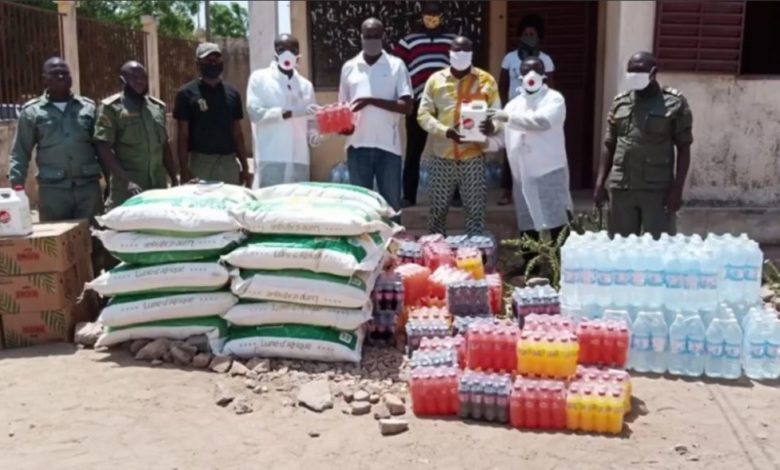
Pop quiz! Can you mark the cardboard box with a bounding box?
[0,255,93,314]
[0,220,90,275]
[0,293,99,349]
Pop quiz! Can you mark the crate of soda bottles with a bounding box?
[465,318,520,372]
[410,366,460,416]
[446,234,498,272]
[410,348,459,369]
[486,273,503,315]
[576,318,630,368]
[447,279,490,317]
[457,371,512,423]
[394,263,431,310]
[509,378,567,431]
[372,271,404,333]
[397,240,423,265]
[315,102,354,134]
[429,265,472,300]
[517,315,578,380]
[405,307,451,350]
[423,242,455,271]
[420,335,466,369]
[573,366,632,415]
[512,286,561,328]
[456,246,485,280]
[567,369,630,435]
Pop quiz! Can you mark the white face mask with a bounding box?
[624,72,651,91]
[276,50,298,71]
[522,70,545,93]
[450,51,473,71]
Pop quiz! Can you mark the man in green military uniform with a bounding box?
[594,51,693,239]
[9,57,104,221]
[94,61,178,208]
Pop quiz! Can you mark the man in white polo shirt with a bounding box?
[338,17,413,214]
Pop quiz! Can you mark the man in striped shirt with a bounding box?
[394,1,457,208]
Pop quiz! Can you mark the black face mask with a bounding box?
[200,63,224,79]
[121,79,147,101]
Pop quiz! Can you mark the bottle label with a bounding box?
[749,342,766,359]
[725,265,744,282]
[671,339,688,355]
[766,343,780,360]
[581,270,594,286]
[651,335,667,353]
[724,342,741,359]
[614,270,631,286]
[632,271,645,287]
[563,268,577,284]
[595,270,613,287]
[645,271,664,287]
[744,267,759,282]
[707,342,724,358]
[699,274,718,290]
[688,338,705,356]
[665,272,683,290]
[632,334,651,351]
[684,273,699,290]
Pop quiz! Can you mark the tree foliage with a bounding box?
[210,2,248,38]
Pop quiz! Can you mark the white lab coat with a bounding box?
[502,86,572,231]
[246,63,316,188]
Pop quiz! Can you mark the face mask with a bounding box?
[450,51,473,71]
[200,62,224,79]
[362,38,384,56]
[121,77,147,100]
[522,70,545,93]
[423,14,442,30]
[520,36,539,49]
[624,71,651,91]
[276,50,298,71]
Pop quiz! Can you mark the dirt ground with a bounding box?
[1,344,779,470]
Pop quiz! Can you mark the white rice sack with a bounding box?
[95,230,246,265]
[222,324,364,363]
[230,197,398,237]
[86,262,230,296]
[253,182,396,218]
[95,316,227,350]
[222,233,386,276]
[223,301,372,330]
[230,269,378,308]
[99,291,238,327]
[97,183,255,235]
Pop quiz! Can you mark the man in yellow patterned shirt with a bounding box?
[418,36,501,235]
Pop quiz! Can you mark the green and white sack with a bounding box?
[222,233,386,276]
[253,182,396,218]
[86,261,230,296]
[223,301,372,331]
[230,197,397,237]
[95,230,246,265]
[95,316,228,350]
[99,291,238,327]
[222,324,364,363]
[230,269,377,309]
[97,183,255,235]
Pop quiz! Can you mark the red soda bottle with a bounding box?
[538,383,551,429]
[449,369,460,415]
[551,383,567,430]
[604,323,617,366]
[577,321,591,364]
[615,325,630,367]
[590,323,604,365]
[410,369,422,415]
[523,383,539,429]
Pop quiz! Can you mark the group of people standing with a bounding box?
[9,1,693,246]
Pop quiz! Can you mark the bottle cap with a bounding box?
[13,185,24,191]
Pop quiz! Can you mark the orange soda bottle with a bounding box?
[566,384,582,431]
[551,383,567,430]
[608,388,625,434]
[580,386,595,432]
[594,387,609,434]
[544,335,558,378]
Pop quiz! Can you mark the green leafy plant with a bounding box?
[500,226,570,289]
[763,259,780,297]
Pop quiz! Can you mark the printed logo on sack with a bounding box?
[0,211,10,224]
[339,332,353,344]
[462,118,475,130]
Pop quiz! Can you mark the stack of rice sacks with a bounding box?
[87,183,253,352]
[222,182,398,363]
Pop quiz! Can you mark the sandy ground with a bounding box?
[1,344,779,470]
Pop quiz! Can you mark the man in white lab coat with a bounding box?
[246,34,320,188]
[489,56,572,238]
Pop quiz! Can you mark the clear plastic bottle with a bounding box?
[668,314,687,376]
[722,316,743,379]
[705,318,726,378]
[744,315,769,380]
[763,317,780,380]
[629,311,653,372]
[648,310,669,374]
[685,314,707,377]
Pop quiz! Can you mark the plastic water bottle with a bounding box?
[668,314,687,376]
[744,314,770,380]
[629,312,652,372]
[764,317,780,380]
[744,239,763,303]
[593,242,613,309]
[645,245,666,310]
[612,245,632,309]
[684,314,706,377]
[663,248,684,311]
[705,318,726,378]
[721,316,743,379]
[648,310,668,374]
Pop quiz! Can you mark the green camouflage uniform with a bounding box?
[93,92,169,208]
[605,84,693,238]
[9,93,103,222]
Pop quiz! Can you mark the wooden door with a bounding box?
[506,1,599,189]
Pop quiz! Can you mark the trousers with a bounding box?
[428,155,486,236]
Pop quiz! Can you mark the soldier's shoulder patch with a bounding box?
[102,93,122,106]
[21,97,41,109]
[78,96,95,106]
[147,96,166,109]
[613,90,631,101]
[663,86,683,97]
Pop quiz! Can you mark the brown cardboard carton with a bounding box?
[0,220,91,275]
[0,255,93,314]
[0,294,99,348]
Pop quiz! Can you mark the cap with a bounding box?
[196,42,222,59]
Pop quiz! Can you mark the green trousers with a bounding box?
[189,152,240,185]
[38,182,103,222]
[608,189,676,239]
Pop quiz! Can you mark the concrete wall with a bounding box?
[216,37,252,159]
